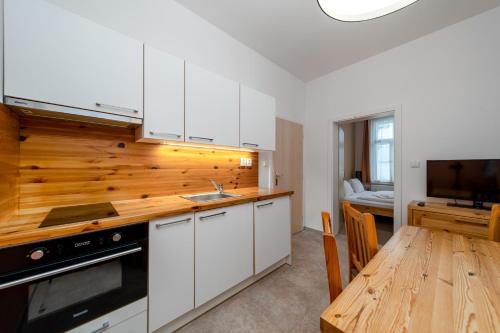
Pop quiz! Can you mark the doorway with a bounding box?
[328,107,402,242]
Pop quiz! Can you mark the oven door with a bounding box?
[0,243,147,333]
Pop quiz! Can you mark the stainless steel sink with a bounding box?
[181,192,241,203]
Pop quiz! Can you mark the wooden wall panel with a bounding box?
[19,117,258,214]
[0,106,20,222]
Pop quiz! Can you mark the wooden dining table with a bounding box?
[320,226,500,333]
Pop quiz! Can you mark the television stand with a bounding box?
[408,201,490,238]
[446,202,491,211]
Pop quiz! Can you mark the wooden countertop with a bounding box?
[0,187,293,248]
[321,226,500,333]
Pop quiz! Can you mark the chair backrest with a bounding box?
[322,211,332,234]
[321,212,342,303]
[488,204,500,242]
[342,201,378,275]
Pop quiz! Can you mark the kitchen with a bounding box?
[3,1,500,333]
[0,0,298,332]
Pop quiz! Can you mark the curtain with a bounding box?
[361,120,371,184]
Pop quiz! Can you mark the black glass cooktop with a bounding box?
[40,202,119,228]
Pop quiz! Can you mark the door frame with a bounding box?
[326,105,403,234]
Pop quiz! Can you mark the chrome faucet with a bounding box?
[209,179,224,194]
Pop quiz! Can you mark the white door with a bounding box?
[149,214,194,332]
[254,196,291,274]
[137,45,185,142]
[4,0,143,118]
[240,85,276,151]
[195,204,253,307]
[185,63,239,147]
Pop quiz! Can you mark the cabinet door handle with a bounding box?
[156,218,192,229]
[95,102,139,115]
[199,212,226,221]
[149,131,182,139]
[189,136,214,142]
[242,142,259,147]
[257,202,274,208]
[91,322,110,333]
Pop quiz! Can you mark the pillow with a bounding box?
[343,180,355,197]
[349,178,365,193]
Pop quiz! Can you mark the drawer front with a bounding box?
[413,211,488,238]
[68,298,147,333]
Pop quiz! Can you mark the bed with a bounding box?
[343,179,394,218]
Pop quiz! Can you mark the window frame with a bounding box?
[370,116,395,185]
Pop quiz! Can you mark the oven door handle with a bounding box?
[0,247,142,290]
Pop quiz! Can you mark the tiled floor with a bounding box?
[176,229,349,333]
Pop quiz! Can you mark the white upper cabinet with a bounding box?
[185,64,239,147]
[240,85,276,151]
[4,0,143,118]
[137,45,185,142]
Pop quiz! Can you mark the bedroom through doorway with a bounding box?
[337,112,397,245]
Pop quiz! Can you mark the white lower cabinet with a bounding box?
[149,214,195,332]
[195,204,254,307]
[254,197,291,274]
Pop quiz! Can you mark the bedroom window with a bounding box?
[370,116,394,184]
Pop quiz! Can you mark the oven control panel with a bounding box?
[0,222,147,276]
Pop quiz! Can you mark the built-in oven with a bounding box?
[0,222,148,333]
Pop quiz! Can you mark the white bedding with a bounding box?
[345,190,394,209]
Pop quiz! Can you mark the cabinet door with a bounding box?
[185,64,239,147]
[240,85,276,151]
[137,45,184,142]
[4,0,143,118]
[149,214,194,332]
[195,204,253,307]
[254,196,291,274]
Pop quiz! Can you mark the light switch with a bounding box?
[410,160,421,168]
[246,158,252,167]
[240,157,246,167]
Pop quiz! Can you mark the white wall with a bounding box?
[45,0,305,125]
[304,7,500,231]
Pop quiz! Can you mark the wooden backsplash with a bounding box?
[19,117,258,214]
[0,106,19,221]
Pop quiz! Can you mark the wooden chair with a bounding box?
[321,212,343,303]
[488,204,500,242]
[342,201,378,281]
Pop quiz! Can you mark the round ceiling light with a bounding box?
[317,0,419,22]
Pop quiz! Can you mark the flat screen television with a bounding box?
[427,159,500,209]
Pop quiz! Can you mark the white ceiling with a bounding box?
[174,0,500,81]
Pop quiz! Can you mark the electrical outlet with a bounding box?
[240,158,252,167]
